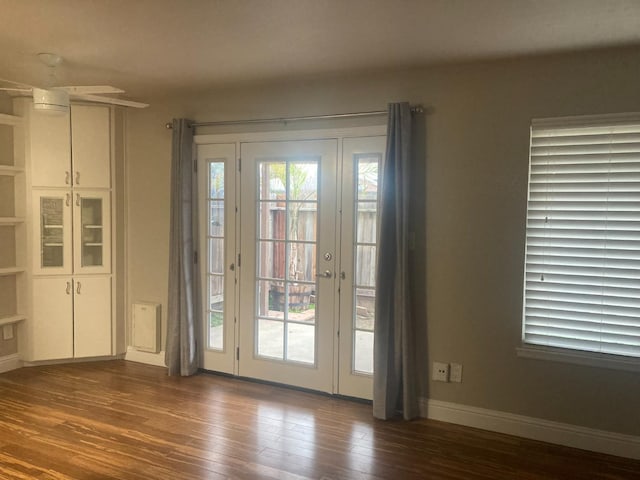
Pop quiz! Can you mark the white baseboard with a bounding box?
[0,354,22,373]
[125,346,166,368]
[22,354,125,367]
[421,398,640,460]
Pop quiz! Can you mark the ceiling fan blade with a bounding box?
[71,93,149,108]
[0,87,32,92]
[59,86,125,95]
[0,77,35,89]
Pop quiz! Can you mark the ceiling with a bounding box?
[1,0,640,100]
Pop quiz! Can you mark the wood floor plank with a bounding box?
[0,360,638,480]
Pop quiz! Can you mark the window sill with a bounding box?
[516,345,640,373]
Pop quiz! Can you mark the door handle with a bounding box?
[76,194,80,206]
[65,171,70,185]
[66,193,70,207]
[66,281,71,295]
[316,270,332,278]
[75,171,80,185]
[76,281,81,294]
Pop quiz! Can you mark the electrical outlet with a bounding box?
[450,363,463,383]
[432,361,449,382]
[2,325,14,340]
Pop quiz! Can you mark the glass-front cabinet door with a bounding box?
[73,190,111,274]
[32,190,73,275]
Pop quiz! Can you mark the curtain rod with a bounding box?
[165,106,424,129]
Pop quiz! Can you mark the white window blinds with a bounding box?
[523,114,640,358]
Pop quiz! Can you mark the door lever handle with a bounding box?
[316,270,332,278]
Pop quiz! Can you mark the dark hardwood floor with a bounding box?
[0,361,638,479]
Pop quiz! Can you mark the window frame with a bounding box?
[519,112,640,371]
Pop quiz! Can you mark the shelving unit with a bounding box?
[0,314,26,327]
[0,112,21,126]
[0,111,26,350]
[0,217,25,225]
[0,165,24,176]
[0,267,25,276]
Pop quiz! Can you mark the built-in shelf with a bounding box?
[0,267,25,276]
[0,165,24,176]
[43,243,64,247]
[0,113,22,127]
[0,314,26,327]
[84,243,103,247]
[84,225,103,229]
[43,224,63,228]
[0,217,25,225]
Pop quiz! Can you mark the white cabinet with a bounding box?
[73,190,111,274]
[32,189,73,275]
[31,277,74,361]
[14,98,117,362]
[32,189,111,275]
[71,105,111,189]
[74,276,112,358]
[29,109,71,188]
[31,276,112,360]
[29,105,110,189]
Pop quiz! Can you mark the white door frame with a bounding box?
[195,125,386,395]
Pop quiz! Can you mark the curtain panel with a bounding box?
[373,102,420,420]
[165,118,201,376]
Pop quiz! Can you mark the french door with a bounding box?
[197,127,386,399]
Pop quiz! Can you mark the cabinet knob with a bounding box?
[75,171,80,185]
[65,171,70,185]
[76,281,82,294]
[66,193,70,207]
[76,194,80,206]
[66,282,71,295]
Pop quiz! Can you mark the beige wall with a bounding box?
[127,47,640,436]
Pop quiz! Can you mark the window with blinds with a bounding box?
[523,114,640,359]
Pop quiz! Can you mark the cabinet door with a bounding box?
[31,277,74,360]
[73,190,111,274]
[74,276,112,358]
[71,105,111,188]
[33,190,73,275]
[30,108,71,188]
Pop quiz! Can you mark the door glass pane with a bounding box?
[287,243,316,282]
[286,323,315,364]
[207,160,225,351]
[258,241,285,280]
[355,288,375,330]
[288,202,316,241]
[209,201,224,236]
[355,245,376,287]
[258,319,284,359]
[356,203,377,243]
[289,162,318,201]
[354,330,374,374]
[40,197,64,268]
[256,159,319,365]
[210,163,225,198]
[80,197,104,267]
[258,202,285,240]
[209,238,224,274]
[353,155,381,375]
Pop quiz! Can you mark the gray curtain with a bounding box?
[373,102,420,420]
[165,118,201,376]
